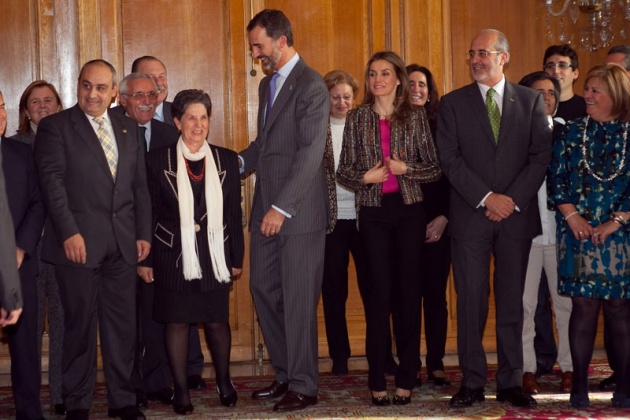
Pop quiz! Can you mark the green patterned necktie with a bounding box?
[486,88,501,143]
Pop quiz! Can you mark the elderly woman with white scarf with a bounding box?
[138,89,244,415]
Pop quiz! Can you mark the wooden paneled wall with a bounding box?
[0,0,615,372]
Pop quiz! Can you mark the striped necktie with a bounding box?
[93,116,118,180]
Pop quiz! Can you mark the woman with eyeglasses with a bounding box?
[548,64,630,409]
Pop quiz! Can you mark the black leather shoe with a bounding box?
[429,370,451,387]
[217,385,238,407]
[251,381,289,400]
[135,390,147,410]
[570,393,590,408]
[173,403,193,415]
[273,391,317,412]
[450,386,485,407]
[496,387,537,407]
[147,388,174,405]
[393,394,411,405]
[187,374,207,390]
[107,405,146,420]
[599,373,617,391]
[54,403,67,415]
[371,392,390,406]
[65,410,89,420]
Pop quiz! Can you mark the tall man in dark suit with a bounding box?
[437,29,552,409]
[119,72,179,409]
[35,59,151,420]
[0,92,23,328]
[240,9,330,413]
[1,89,47,420]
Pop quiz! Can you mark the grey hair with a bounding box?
[119,72,157,95]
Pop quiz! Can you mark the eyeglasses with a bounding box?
[466,50,503,59]
[544,62,572,71]
[122,91,158,100]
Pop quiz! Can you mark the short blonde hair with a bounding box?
[584,64,630,122]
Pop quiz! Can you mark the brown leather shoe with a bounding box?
[251,381,289,400]
[560,371,573,393]
[522,372,540,394]
[273,391,317,412]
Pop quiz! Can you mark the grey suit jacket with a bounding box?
[240,58,330,235]
[437,80,552,240]
[0,146,22,311]
[35,105,152,267]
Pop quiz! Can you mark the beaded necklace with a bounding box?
[581,116,629,182]
[185,158,205,182]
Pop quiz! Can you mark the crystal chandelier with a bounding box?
[545,0,630,51]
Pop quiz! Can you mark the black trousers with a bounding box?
[322,219,369,363]
[419,236,450,373]
[360,193,425,391]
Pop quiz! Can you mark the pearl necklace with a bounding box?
[581,116,629,182]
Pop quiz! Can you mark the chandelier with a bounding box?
[544,0,630,51]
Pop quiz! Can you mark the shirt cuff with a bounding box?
[272,205,292,218]
[478,191,493,208]
[238,155,245,175]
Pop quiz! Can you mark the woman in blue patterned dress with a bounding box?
[548,64,630,409]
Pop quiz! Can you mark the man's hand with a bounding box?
[137,240,151,262]
[232,267,242,277]
[0,307,22,327]
[137,266,154,284]
[484,193,515,220]
[63,233,87,264]
[261,208,286,237]
[16,247,25,269]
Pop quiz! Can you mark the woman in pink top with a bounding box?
[337,51,441,406]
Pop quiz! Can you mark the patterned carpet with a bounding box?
[1,361,628,419]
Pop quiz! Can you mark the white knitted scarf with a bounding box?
[176,138,231,282]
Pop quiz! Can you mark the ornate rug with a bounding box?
[1,361,628,419]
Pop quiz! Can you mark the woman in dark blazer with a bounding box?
[337,51,441,406]
[139,89,244,415]
[406,64,451,387]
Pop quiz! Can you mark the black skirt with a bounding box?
[153,280,229,324]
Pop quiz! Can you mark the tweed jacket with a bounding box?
[336,104,441,213]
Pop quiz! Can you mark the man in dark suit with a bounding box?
[1,95,47,419]
[118,72,179,409]
[240,9,329,413]
[0,93,23,327]
[34,59,151,420]
[437,29,552,408]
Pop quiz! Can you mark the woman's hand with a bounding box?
[232,267,242,277]
[425,215,448,243]
[566,214,594,241]
[363,161,389,184]
[385,154,407,176]
[592,220,622,245]
[137,266,154,284]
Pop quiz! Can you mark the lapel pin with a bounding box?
[122,128,128,133]
[509,97,515,102]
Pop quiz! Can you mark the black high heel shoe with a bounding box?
[217,385,238,407]
[173,403,194,415]
[371,391,390,406]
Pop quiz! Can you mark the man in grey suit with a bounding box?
[437,29,552,408]
[0,90,23,327]
[240,9,330,413]
[35,59,151,420]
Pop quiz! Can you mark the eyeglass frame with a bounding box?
[466,50,504,60]
[121,91,158,100]
[544,62,573,71]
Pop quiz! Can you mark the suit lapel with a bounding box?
[263,58,304,131]
[497,82,517,147]
[71,105,115,181]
